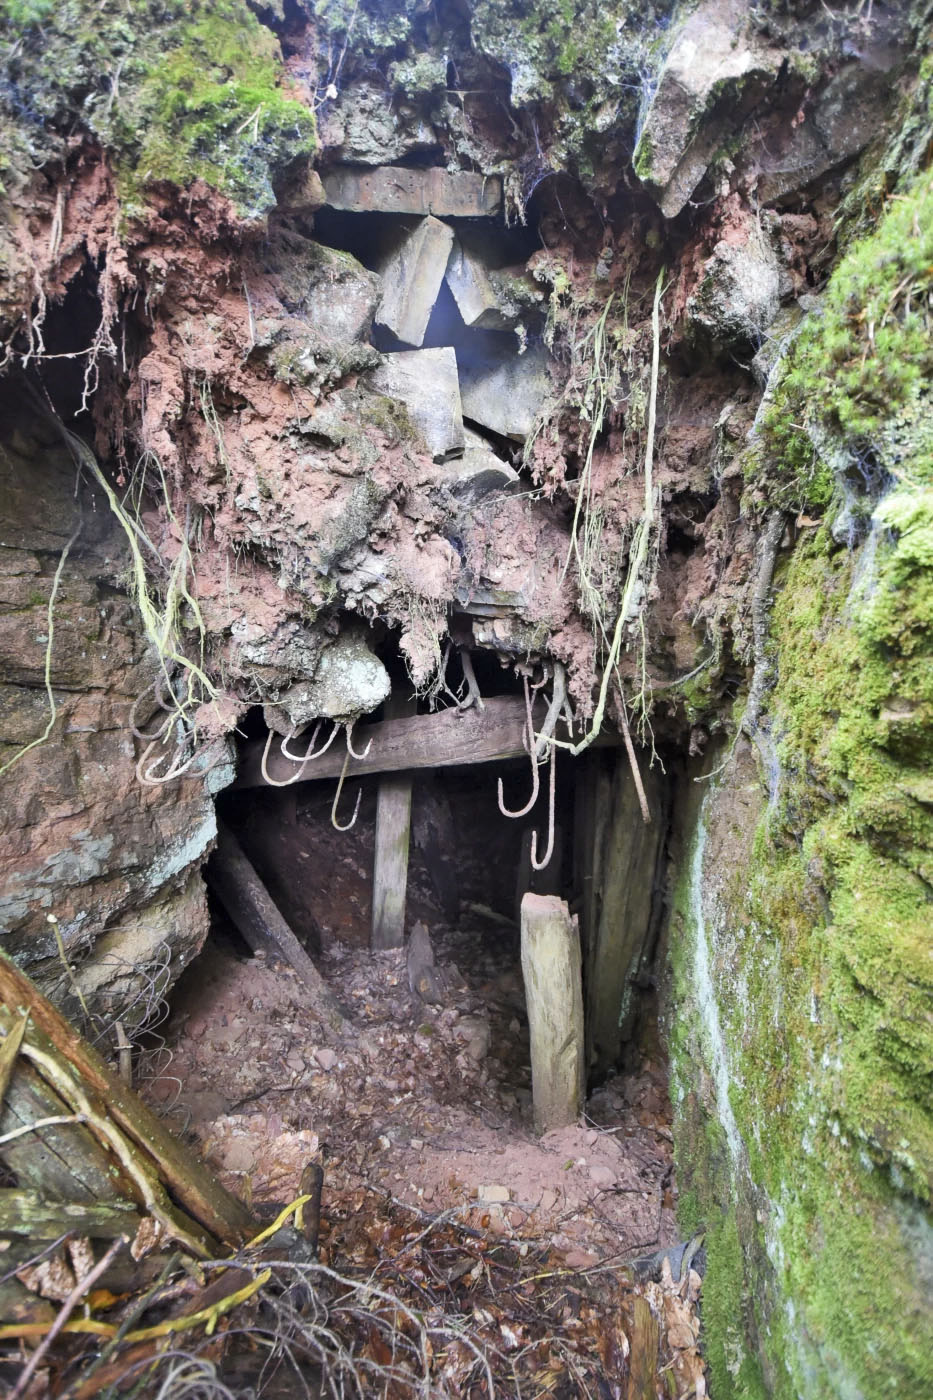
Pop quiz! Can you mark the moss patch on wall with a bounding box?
[0,0,315,215]
[670,172,933,1399]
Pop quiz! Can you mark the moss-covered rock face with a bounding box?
[0,0,315,215]
[470,0,673,183]
[670,174,933,1399]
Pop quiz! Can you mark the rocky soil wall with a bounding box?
[0,1,930,1393]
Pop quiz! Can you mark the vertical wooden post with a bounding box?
[371,692,415,949]
[587,758,663,1076]
[520,893,585,1134]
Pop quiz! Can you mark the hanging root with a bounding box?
[331,749,362,831]
[458,648,485,712]
[530,740,557,871]
[497,676,541,818]
[280,719,340,764]
[260,728,309,788]
[533,661,568,759]
[344,718,373,761]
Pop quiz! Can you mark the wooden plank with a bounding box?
[235,696,619,790]
[574,752,613,1070]
[412,776,459,922]
[208,823,348,1032]
[0,1189,140,1239]
[627,1295,660,1400]
[0,1012,127,1205]
[0,952,253,1247]
[520,894,585,1135]
[587,759,663,1076]
[372,773,412,949]
[372,693,415,950]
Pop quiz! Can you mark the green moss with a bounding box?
[757,173,933,511]
[470,0,664,186]
[1,0,315,215]
[671,171,933,1389]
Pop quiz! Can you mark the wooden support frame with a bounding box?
[520,894,585,1134]
[235,695,618,790]
[372,693,416,950]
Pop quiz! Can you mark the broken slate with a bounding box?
[459,342,554,442]
[445,238,507,329]
[376,216,455,347]
[440,426,519,504]
[323,165,503,218]
[369,348,465,462]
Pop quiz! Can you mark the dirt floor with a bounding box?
[137,916,709,1396]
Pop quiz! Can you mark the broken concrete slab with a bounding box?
[445,238,505,328]
[369,348,465,461]
[376,216,455,347]
[445,234,539,330]
[441,427,519,504]
[323,165,503,218]
[459,342,554,442]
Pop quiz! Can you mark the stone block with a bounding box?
[633,0,782,218]
[304,244,381,347]
[445,238,504,328]
[369,348,465,461]
[459,342,553,442]
[322,165,502,218]
[440,427,519,503]
[376,216,455,347]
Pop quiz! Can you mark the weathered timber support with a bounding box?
[0,957,253,1248]
[0,1190,141,1239]
[372,693,415,950]
[520,894,585,1134]
[412,776,459,922]
[235,694,618,789]
[585,754,665,1076]
[208,823,348,1033]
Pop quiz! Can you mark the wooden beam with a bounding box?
[0,952,253,1247]
[208,824,348,1033]
[371,694,415,950]
[520,894,585,1135]
[0,1190,141,1239]
[234,696,619,790]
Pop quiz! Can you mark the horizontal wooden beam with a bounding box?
[234,696,619,790]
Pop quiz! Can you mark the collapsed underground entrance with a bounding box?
[141,656,684,1293]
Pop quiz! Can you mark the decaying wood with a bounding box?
[372,775,412,949]
[236,694,618,789]
[372,692,416,950]
[208,822,348,1033]
[0,1190,140,1240]
[627,1294,660,1400]
[0,1017,129,1205]
[0,1013,26,1104]
[412,777,459,922]
[0,952,252,1247]
[519,894,585,1135]
[587,757,664,1076]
